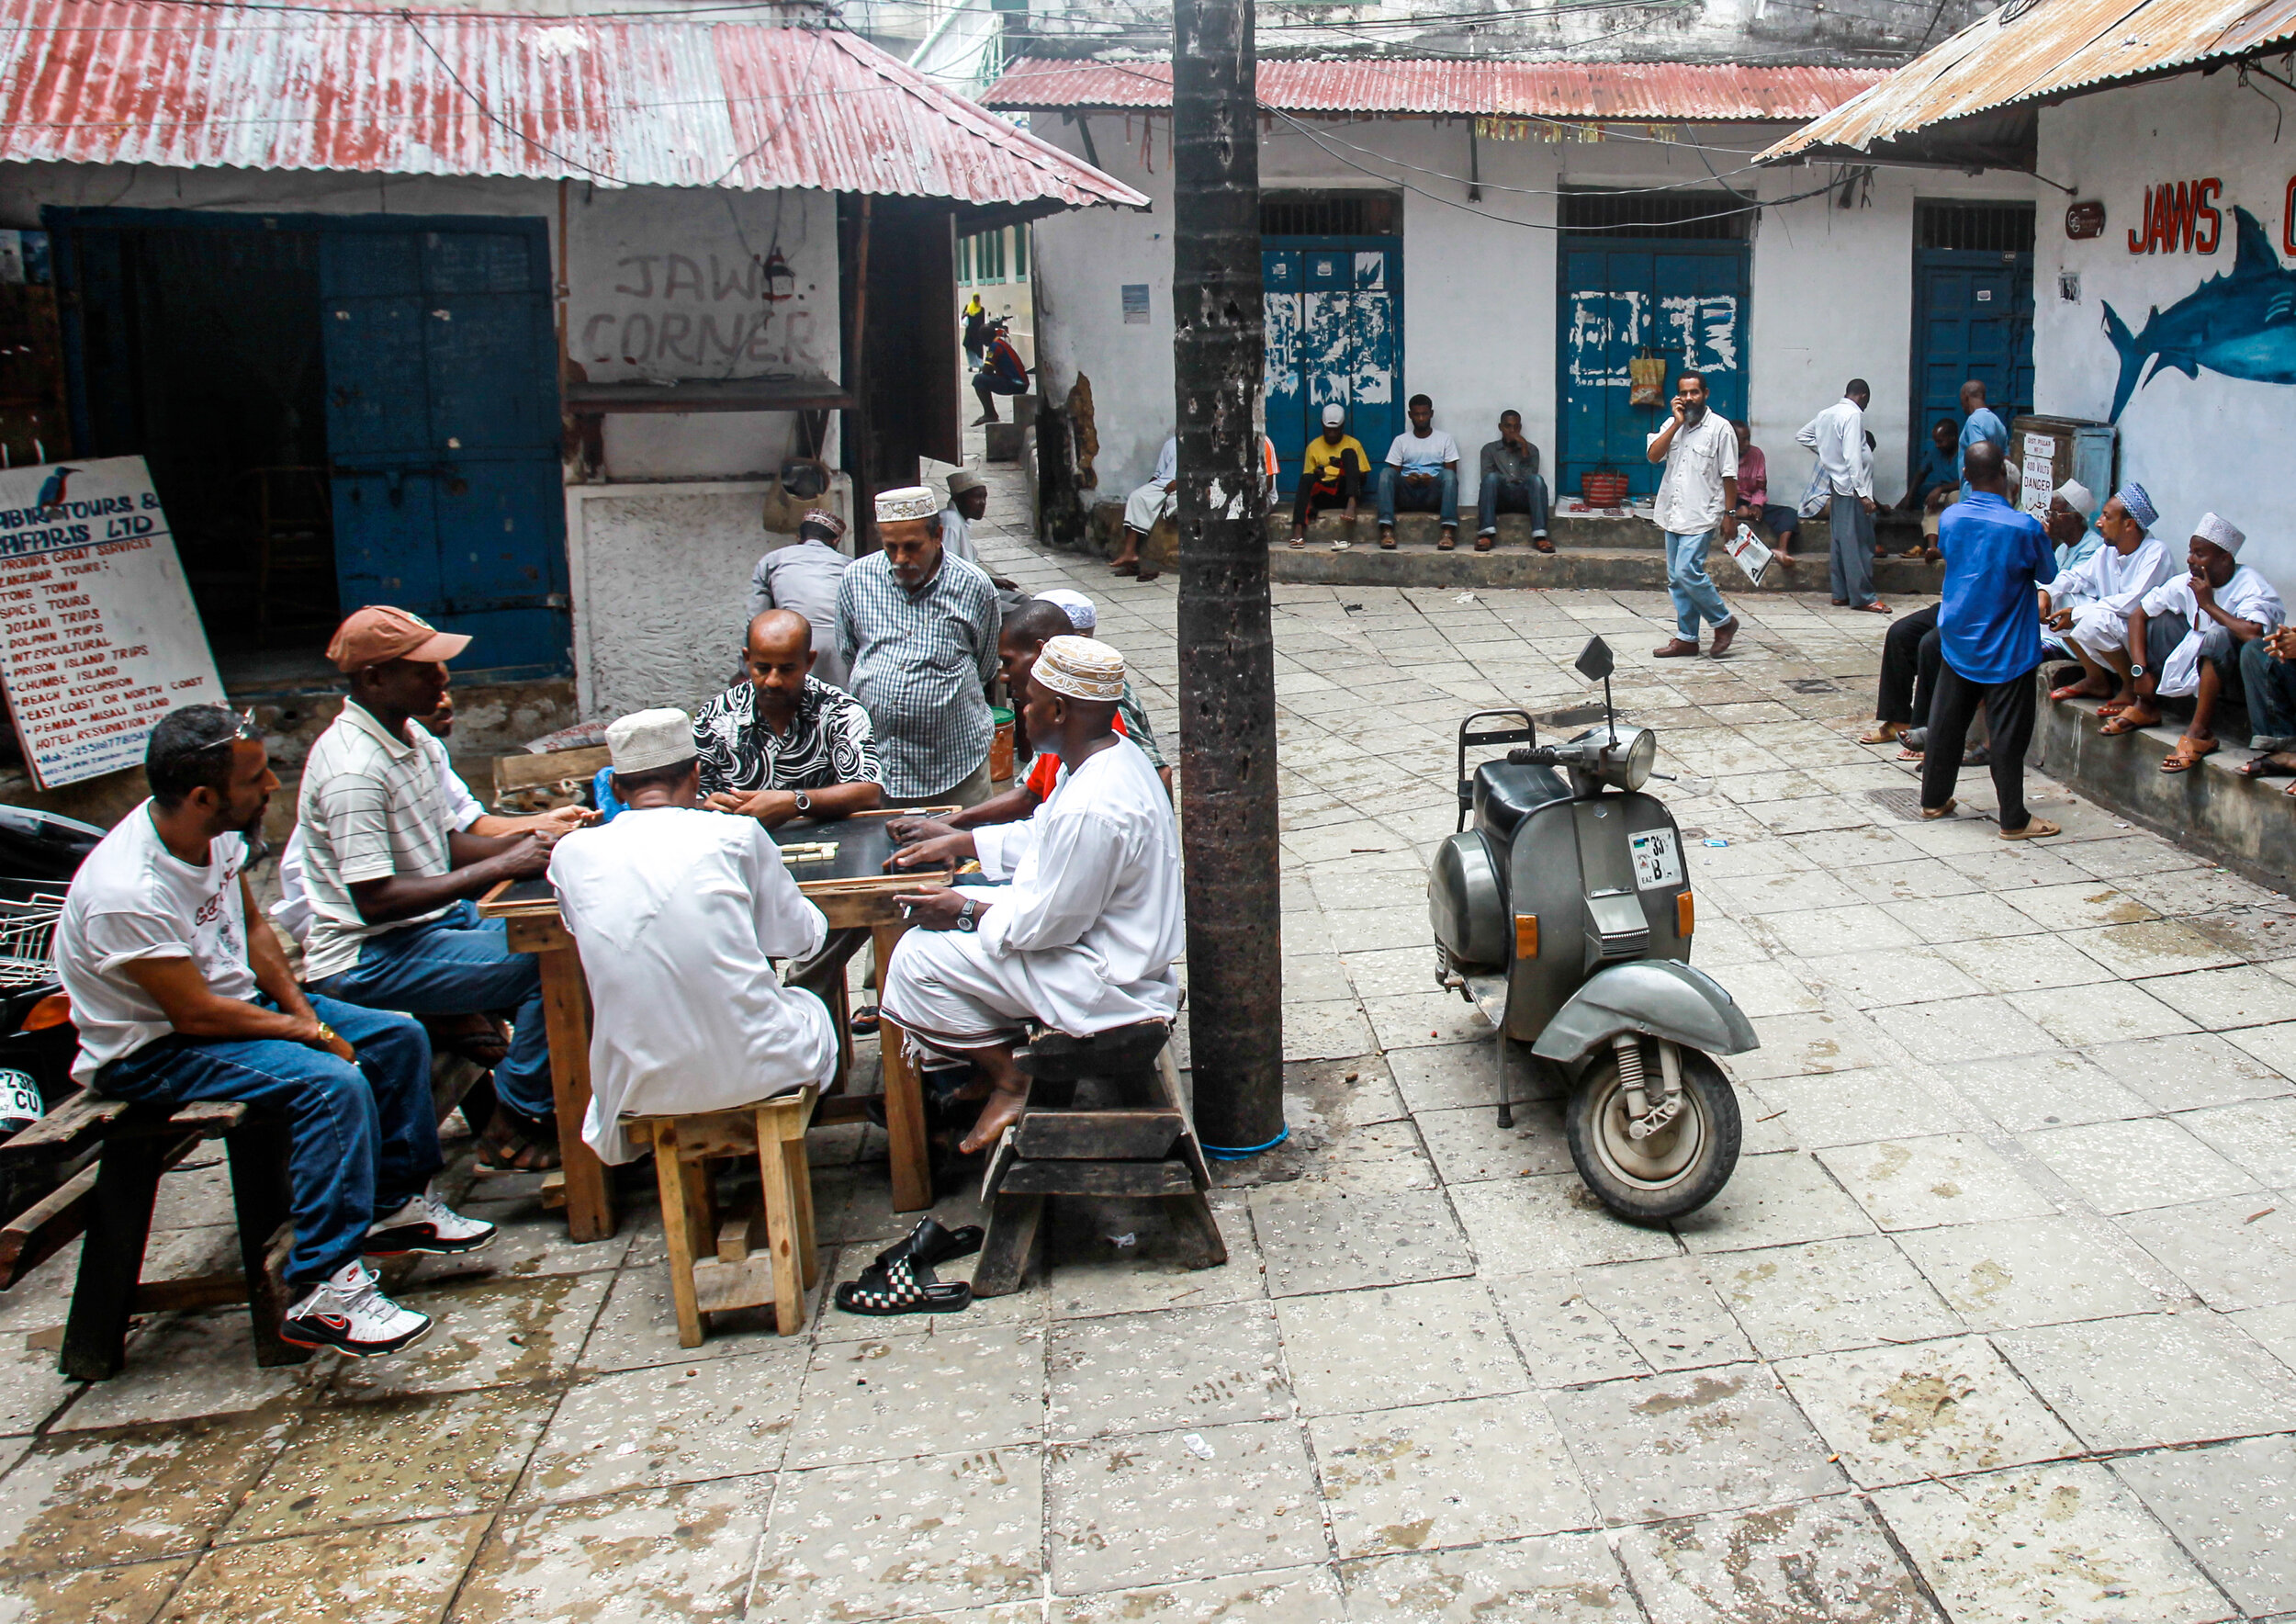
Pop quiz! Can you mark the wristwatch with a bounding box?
[956,897,979,932]
[2127,662,2146,679]
[792,790,814,815]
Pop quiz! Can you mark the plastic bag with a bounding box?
[1628,350,1667,409]
[1723,523,1773,588]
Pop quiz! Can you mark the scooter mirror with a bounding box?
[1574,637,1615,684]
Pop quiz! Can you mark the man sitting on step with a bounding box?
[2043,483,2169,701]
[2110,513,2285,774]
[883,636,1184,1156]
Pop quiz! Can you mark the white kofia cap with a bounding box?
[607,707,696,774]
[874,485,940,523]
[1322,403,1345,427]
[1035,588,1097,631]
[947,468,987,496]
[2055,480,2095,517]
[2193,512,2245,556]
[1033,635,1126,702]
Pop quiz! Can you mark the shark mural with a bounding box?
[2103,207,2296,420]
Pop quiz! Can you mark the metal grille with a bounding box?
[1261,191,1401,237]
[1916,201,2036,253]
[1558,190,1750,240]
[0,891,64,991]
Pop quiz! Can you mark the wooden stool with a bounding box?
[623,1086,819,1347]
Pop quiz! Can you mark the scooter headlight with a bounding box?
[1615,727,1657,792]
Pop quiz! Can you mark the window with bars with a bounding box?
[960,228,1008,285]
[1915,201,2037,253]
[1260,190,1401,237]
[1558,190,1750,240]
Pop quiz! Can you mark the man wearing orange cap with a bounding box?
[294,607,564,1172]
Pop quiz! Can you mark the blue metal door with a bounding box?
[1910,249,2033,478]
[321,222,567,679]
[1559,241,1749,501]
[1264,238,1401,496]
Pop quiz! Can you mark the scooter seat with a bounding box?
[1474,761,1570,843]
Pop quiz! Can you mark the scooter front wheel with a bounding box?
[1564,1043,1740,1224]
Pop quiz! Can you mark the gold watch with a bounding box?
[313,1021,338,1046]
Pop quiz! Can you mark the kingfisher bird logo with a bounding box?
[33,466,78,516]
[2102,207,2296,420]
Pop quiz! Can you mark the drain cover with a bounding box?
[1866,788,1928,820]
[1785,678,1840,694]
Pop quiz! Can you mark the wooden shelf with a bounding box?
[562,378,852,415]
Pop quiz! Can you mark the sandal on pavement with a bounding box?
[1919,799,1957,819]
[2099,712,2152,736]
[2000,818,2062,840]
[2235,753,2296,779]
[2050,682,2110,702]
[1289,536,1306,549]
[835,1255,972,1316]
[1852,601,1893,615]
[873,1217,985,1272]
[1896,746,1926,761]
[475,1107,561,1173]
[2160,738,2218,773]
[1857,726,1902,745]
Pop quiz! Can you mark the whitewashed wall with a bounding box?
[1023,117,2037,505]
[2036,74,2296,586]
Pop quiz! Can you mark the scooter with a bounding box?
[1427,637,1755,1222]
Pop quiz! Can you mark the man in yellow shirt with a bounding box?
[1287,403,1369,549]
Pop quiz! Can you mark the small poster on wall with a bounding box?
[2020,431,2058,515]
[0,457,225,789]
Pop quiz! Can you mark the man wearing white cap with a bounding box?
[748,509,852,691]
[836,487,1002,806]
[2047,480,2103,574]
[940,468,1020,592]
[1033,591,1168,783]
[2041,482,2171,699]
[2114,513,2285,773]
[1288,405,1368,549]
[885,636,1184,1156]
[1112,433,1177,581]
[546,709,836,1161]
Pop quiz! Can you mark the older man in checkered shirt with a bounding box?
[835,486,1003,806]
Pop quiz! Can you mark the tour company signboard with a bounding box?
[0,457,225,789]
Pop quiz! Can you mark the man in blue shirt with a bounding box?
[1956,379,2009,499]
[1920,441,2059,840]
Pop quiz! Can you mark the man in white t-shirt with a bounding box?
[1378,394,1462,550]
[547,709,837,1163]
[54,705,496,1359]
[1647,371,1743,660]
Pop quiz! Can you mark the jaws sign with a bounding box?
[2129,178,2223,254]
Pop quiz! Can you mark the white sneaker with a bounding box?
[365,1183,497,1257]
[281,1261,433,1358]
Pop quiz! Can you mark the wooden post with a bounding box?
[535,945,616,1242]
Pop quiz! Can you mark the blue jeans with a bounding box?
[1664,530,1733,639]
[2242,638,2296,744]
[1378,467,1458,528]
[98,996,438,1284]
[310,899,552,1119]
[1476,473,1552,537]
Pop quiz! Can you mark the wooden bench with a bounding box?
[490,745,610,816]
[622,1085,819,1347]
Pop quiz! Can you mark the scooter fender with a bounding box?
[1527,960,1758,1066]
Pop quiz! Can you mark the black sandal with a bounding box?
[873,1216,984,1272]
[2235,754,2296,779]
[835,1255,972,1315]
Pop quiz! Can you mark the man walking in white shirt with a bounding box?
[1796,378,1888,615]
[547,709,838,1163]
[1647,372,1742,660]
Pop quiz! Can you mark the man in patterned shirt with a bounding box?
[693,609,884,826]
[836,486,1002,807]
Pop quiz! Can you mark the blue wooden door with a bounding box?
[1559,242,1749,501]
[1263,238,1401,496]
[321,223,568,679]
[1911,250,2034,477]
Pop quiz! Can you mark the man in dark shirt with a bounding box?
[1919,442,2059,840]
[692,610,884,827]
[1475,411,1553,554]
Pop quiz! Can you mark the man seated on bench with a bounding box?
[547,709,838,1161]
[296,607,563,1174]
[884,637,1184,1156]
[54,705,492,1359]
[2113,513,2286,773]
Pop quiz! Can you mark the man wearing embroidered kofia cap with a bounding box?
[2113,511,2286,774]
[2042,481,2172,699]
[882,635,1184,1156]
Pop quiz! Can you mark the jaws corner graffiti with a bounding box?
[2099,171,2296,422]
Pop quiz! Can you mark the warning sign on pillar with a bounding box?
[0,457,225,790]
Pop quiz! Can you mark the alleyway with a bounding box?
[1,455,2293,1621]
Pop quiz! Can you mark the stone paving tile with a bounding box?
[1548,1365,1847,1524]
[55,1310,322,1433]
[1879,892,2054,946]
[2178,1096,2296,1186]
[1413,1100,1575,1184]
[2089,1030,2296,1111]
[786,1323,1044,1469]
[1816,1134,2054,1233]
[2115,1194,2296,1310]
[2010,979,2201,1048]
[1893,1216,2167,1330]
[330,1273,611,1401]
[1573,1256,1754,1372]
[1672,1151,1877,1252]
[1872,1461,2234,1624]
[457,1473,774,1624]
[1723,1011,1890,1080]
[161,1513,489,1624]
[1934,1053,2153,1132]
[1276,1278,1527,1415]
[1932,932,2120,995]
[1999,880,2165,931]
[1775,1335,2082,1487]
[1868,998,2062,1065]
[2024,1116,2265,1212]
[1701,1235,1965,1359]
[582,1253,830,1370]
[1052,1564,1346,1622]
[1996,1312,2296,1449]
[2144,964,2296,1030]
[1311,1393,1597,1558]
[0,1554,190,1623]
[2067,919,2246,980]
[1339,1531,1635,1621]
[1795,948,1984,1009]
[2111,1435,2296,1618]
[0,1416,284,1573]
[0,1339,82,1440]
[1614,1497,1941,1624]
[1252,1186,1475,1296]
[1756,906,1922,960]
[2219,1021,2296,1085]
[1736,1070,1962,1147]
[1047,1302,1287,1440]
[1450,1174,1683,1273]
[1045,1419,1326,1596]
[517,1343,807,1504]
[1484,1270,1653,1389]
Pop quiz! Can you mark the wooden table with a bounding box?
[479,813,951,1241]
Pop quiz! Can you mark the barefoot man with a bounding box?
[881,636,1183,1156]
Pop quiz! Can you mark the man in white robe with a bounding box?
[2114,513,2287,772]
[547,708,836,1163]
[883,636,1183,1156]
[2042,482,2172,700]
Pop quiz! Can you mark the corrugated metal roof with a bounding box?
[1761,0,2296,158]
[0,1,1148,209]
[984,58,1888,120]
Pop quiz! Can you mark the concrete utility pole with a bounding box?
[1172,0,1282,1153]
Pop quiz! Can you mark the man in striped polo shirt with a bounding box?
[296,607,563,1173]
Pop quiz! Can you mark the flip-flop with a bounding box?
[1288,536,1306,549]
[1896,746,1925,761]
[2000,818,2062,840]
[2050,683,2109,702]
[2099,713,2151,736]
[834,1256,972,1316]
[1857,727,1901,745]
[1919,799,1957,819]
[2099,697,2132,716]
[2160,739,2218,773]
[2235,754,2296,779]
[1852,602,1892,615]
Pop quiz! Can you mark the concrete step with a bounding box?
[1265,507,1926,560]
[1268,538,1945,596]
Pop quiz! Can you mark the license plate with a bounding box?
[1630,828,1683,890]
